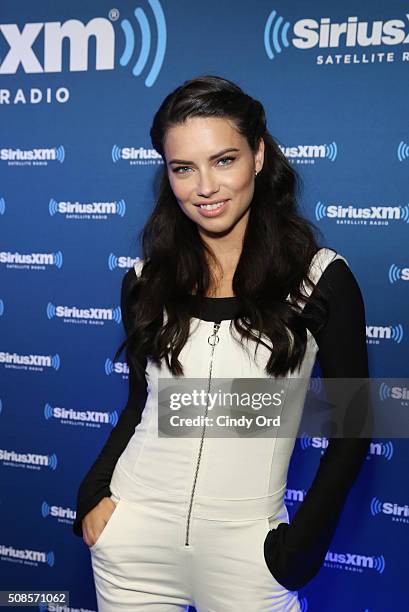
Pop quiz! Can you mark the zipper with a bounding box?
[184,320,221,546]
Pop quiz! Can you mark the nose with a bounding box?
[196,169,220,198]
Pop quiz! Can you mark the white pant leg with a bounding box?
[189,515,301,612]
[89,495,193,611]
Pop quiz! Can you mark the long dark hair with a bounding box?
[113,75,328,379]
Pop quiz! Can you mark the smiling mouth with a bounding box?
[195,200,228,210]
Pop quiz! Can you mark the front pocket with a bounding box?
[89,497,122,552]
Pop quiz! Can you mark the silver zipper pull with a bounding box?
[208,321,221,346]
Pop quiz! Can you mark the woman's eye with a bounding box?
[217,156,235,166]
[172,156,235,174]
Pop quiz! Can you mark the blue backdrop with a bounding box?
[0,1,408,610]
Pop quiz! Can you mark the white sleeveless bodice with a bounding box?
[110,248,348,524]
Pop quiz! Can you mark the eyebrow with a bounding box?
[168,147,240,165]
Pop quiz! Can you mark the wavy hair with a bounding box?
[113,75,328,379]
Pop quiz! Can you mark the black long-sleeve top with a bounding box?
[73,256,371,591]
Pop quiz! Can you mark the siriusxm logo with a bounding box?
[0,146,65,165]
[315,202,409,225]
[108,253,140,271]
[300,434,329,454]
[379,382,409,402]
[0,544,55,567]
[367,323,404,344]
[300,435,394,460]
[0,196,5,214]
[284,488,306,505]
[264,10,409,60]
[49,198,126,218]
[388,263,409,283]
[112,145,163,165]
[44,402,119,427]
[0,250,63,269]
[370,496,409,522]
[280,142,337,162]
[105,357,129,376]
[0,449,58,470]
[0,351,60,371]
[46,303,122,325]
[325,550,386,574]
[41,501,76,522]
[0,1,166,87]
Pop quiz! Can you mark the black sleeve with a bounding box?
[72,268,148,538]
[263,258,372,590]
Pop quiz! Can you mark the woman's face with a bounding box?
[163,116,264,237]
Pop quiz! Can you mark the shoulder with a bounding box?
[121,258,144,292]
[304,248,366,339]
[120,259,145,324]
[312,248,363,306]
[308,247,349,283]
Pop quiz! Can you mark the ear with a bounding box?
[255,137,265,174]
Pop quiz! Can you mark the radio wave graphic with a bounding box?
[264,9,290,60]
[48,453,58,470]
[300,433,312,450]
[46,551,55,567]
[0,197,5,215]
[390,324,404,343]
[373,555,385,574]
[51,354,61,370]
[53,251,63,268]
[0,299,4,316]
[370,496,383,516]
[116,199,126,217]
[379,382,392,402]
[105,358,115,375]
[388,264,402,284]
[299,597,308,612]
[400,204,409,223]
[112,144,121,163]
[55,146,65,163]
[110,411,119,427]
[315,201,327,221]
[44,403,53,419]
[381,441,394,461]
[308,376,322,394]
[49,198,58,216]
[325,142,338,161]
[397,141,409,162]
[120,0,167,87]
[112,306,122,324]
[41,501,50,518]
[46,303,56,319]
[108,253,119,270]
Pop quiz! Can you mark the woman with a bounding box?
[73,75,371,611]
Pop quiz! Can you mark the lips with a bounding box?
[195,199,229,207]
[195,199,230,217]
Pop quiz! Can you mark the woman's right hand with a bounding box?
[82,496,118,548]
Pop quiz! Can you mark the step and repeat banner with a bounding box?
[0,1,408,610]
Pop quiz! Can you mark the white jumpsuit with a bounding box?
[89,248,348,611]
